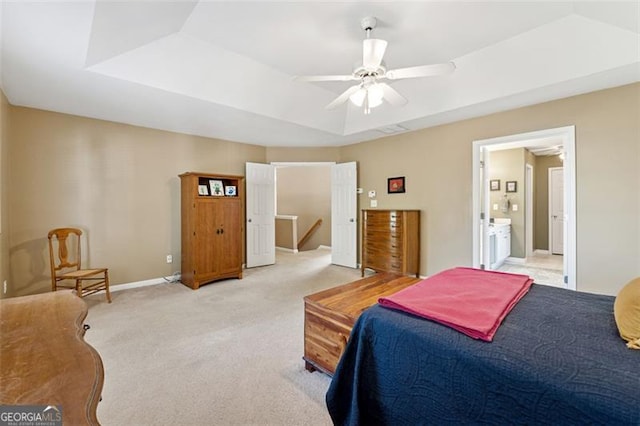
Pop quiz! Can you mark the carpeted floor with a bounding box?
[84,248,362,426]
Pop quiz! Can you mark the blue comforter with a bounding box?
[326,284,640,425]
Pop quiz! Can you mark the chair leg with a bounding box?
[104,270,112,303]
[76,279,82,298]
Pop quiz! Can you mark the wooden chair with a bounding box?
[48,227,111,303]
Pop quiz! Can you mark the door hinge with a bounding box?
[480,264,485,270]
[480,212,485,220]
[480,160,484,168]
[564,275,568,284]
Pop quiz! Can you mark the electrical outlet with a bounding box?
[166,255,173,264]
[370,199,378,208]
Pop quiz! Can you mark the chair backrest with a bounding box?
[48,228,83,275]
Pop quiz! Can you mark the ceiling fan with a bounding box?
[294,16,456,114]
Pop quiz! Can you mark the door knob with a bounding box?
[349,218,355,222]
[248,218,252,223]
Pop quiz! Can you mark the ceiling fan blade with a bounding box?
[294,74,357,82]
[378,83,407,106]
[386,61,456,80]
[325,84,362,110]
[363,39,387,69]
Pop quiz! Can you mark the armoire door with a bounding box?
[194,200,218,279]
[217,200,243,275]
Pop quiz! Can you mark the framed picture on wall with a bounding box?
[490,179,500,191]
[387,176,406,194]
[209,180,224,196]
[506,181,517,193]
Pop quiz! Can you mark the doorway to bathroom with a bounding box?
[472,126,576,290]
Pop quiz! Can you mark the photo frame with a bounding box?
[209,180,224,196]
[506,181,517,193]
[198,184,209,196]
[387,176,406,194]
[490,179,500,191]
[225,185,237,196]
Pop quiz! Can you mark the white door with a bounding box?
[331,162,357,268]
[246,162,275,267]
[549,167,564,255]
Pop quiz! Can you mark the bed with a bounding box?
[326,283,640,425]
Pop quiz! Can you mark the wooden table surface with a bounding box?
[0,290,104,425]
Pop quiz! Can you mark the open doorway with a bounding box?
[472,126,576,290]
[274,163,333,253]
[250,161,357,269]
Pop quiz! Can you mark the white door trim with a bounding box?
[526,164,534,258]
[472,126,576,290]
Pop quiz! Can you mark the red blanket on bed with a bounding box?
[378,267,533,341]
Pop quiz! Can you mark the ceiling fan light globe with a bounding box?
[349,89,366,107]
[368,84,384,107]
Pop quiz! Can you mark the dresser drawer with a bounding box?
[365,227,402,240]
[365,244,403,260]
[365,232,402,246]
[364,211,403,225]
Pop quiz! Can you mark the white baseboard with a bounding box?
[317,245,331,251]
[505,257,526,265]
[534,249,550,255]
[110,275,181,292]
[276,247,298,253]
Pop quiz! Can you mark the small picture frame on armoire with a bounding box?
[225,186,237,196]
[209,180,224,196]
[198,185,209,196]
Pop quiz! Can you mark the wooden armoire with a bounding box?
[179,172,244,289]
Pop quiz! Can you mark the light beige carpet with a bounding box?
[84,249,362,426]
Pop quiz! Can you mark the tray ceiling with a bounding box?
[1,1,638,146]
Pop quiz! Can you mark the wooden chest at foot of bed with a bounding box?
[303,272,421,375]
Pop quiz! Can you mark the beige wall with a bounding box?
[4,83,639,297]
[275,217,296,250]
[6,106,265,296]
[0,91,9,297]
[266,147,340,163]
[276,165,331,250]
[489,148,526,258]
[341,83,640,295]
[534,155,563,250]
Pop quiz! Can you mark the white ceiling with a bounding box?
[1,1,638,147]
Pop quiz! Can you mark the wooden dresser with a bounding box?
[0,291,104,425]
[361,209,420,277]
[179,172,245,289]
[304,273,421,375]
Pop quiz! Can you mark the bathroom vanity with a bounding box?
[489,219,511,269]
